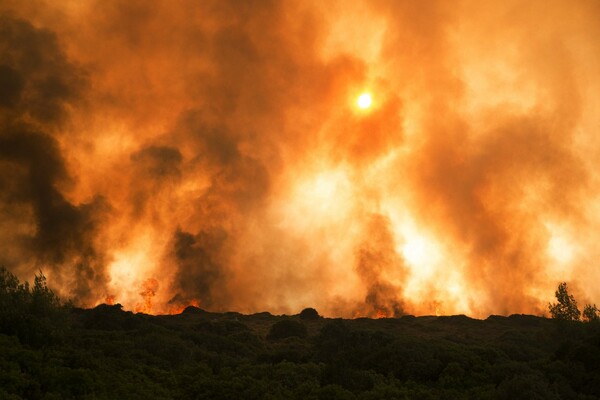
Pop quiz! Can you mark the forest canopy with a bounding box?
[1,269,600,399]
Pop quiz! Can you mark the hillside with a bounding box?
[2,299,600,399]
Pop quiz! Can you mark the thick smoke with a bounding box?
[1,1,599,317]
[167,229,223,311]
[0,15,108,302]
[354,214,406,318]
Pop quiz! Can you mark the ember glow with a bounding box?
[1,1,599,318]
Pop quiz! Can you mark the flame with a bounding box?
[135,278,159,314]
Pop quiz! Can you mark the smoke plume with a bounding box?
[1,0,599,317]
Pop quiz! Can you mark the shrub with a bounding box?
[299,308,320,320]
[267,320,308,341]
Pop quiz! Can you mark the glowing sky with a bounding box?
[1,0,599,317]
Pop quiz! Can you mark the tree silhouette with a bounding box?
[548,282,580,321]
[0,267,67,345]
[583,304,600,322]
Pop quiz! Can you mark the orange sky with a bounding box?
[1,0,599,317]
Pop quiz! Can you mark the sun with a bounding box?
[357,93,372,109]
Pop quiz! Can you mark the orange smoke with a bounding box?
[0,0,599,318]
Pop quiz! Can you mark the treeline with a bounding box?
[1,267,600,399]
[0,268,68,347]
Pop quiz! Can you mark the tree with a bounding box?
[583,304,600,322]
[548,282,580,321]
[0,267,67,346]
[30,270,62,314]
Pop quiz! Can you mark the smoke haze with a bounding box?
[1,0,599,317]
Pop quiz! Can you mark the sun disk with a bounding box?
[357,93,372,109]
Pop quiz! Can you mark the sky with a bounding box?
[0,0,599,317]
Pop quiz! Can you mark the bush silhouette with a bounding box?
[299,307,320,320]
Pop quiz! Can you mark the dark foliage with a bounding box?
[2,269,600,399]
[0,267,67,346]
[267,319,308,341]
[299,307,320,320]
[583,304,600,322]
[77,303,140,331]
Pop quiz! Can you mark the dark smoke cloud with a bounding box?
[0,15,107,302]
[0,64,24,108]
[129,145,182,219]
[0,15,85,123]
[355,214,406,317]
[130,146,182,180]
[167,229,224,310]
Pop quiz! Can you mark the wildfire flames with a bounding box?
[1,1,599,318]
[135,278,159,314]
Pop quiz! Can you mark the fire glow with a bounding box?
[0,1,599,318]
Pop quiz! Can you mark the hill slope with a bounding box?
[2,302,600,399]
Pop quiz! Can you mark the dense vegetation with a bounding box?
[1,268,600,399]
